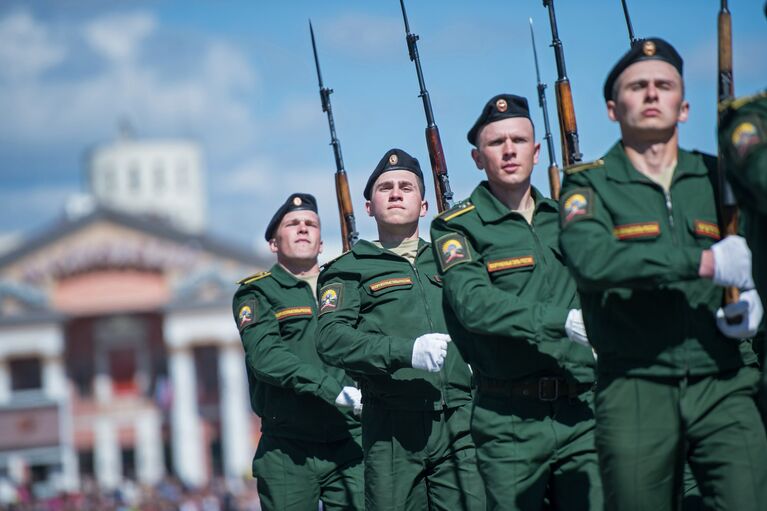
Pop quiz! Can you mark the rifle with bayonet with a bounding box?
[309,20,358,252]
[398,0,453,213]
[620,0,640,46]
[717,0,741,307]
[542,0,582,169]
[528,18,561,200]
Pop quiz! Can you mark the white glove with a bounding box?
[712,236,755,289]
[716,289,764,340]
[335,386,363,415]
[565,309,590,348]
[411,333,451,372]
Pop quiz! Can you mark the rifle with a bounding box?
[398,0,453,213]
[717,1,741,308]
[309,21,358,251]
[528,18,561,200]
[620,0,640,47]
[542,0,582,168]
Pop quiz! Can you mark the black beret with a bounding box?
[467,94,531,145]
[363,148,424,200]
[603,37,683,101]
[264,193,318,241]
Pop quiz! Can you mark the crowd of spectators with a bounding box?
[0,476,261,511]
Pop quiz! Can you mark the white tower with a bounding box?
[87,128,207,233]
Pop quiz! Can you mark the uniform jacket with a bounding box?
[232,263,360,442]
[430,183,596,383]
[720,91,767,309]
[559,142,757,377]
[316,239,473,411]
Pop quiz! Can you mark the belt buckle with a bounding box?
[538,377,559,401]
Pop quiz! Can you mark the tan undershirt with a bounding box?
[513,197,536,225]
[373,238,420,265]
[644,161,677,192]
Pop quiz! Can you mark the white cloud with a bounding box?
[83,11,155,65]
[0,10,65,81]
[323,13,401,59]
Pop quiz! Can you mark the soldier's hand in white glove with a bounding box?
[411,333,451,372]
[716,289,764,340]
[711,236,755,289]
[335,386,363,416]
[565,309,590,348]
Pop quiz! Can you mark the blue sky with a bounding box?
[0,0,765,260]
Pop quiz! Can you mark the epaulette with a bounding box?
[320,250,350,272]
[436,200,475,222]
[237,271,271,285]
[719,90,767,114]
[564,159,605,176]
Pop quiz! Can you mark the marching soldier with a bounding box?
[559,38,767,510]
[316,149,484,510]
[232,193,364,510]
[430,94,602,510]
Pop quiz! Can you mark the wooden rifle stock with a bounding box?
[335,171,354,252]
[425,126,451,213]
[548,163,561,201]
[717,1,740,309]
[555,80,581,167]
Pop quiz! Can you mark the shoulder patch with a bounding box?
[236,299,257,331]
[564,159,604,176]
[560,187,594,227]
[437,200,475,222]
[318,283,343,316]
[237,271,271,285]
[434,233,472,272]
[731,119,763,161]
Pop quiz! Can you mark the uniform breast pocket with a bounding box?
[611,218,662,242]
[484,248,536,285]
[686,217,721,247]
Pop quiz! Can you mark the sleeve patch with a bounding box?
[560,187,594,227]
[237,299,256,331]
[318,283,343,316]
[731,120,762,160]
[275,306,313,321]
[435,233,472,272]
[693,220,721,240]
[612,222,660,240]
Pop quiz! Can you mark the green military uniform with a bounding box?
[720,91,767,310]
[559,142,767,510]
[233,264,363,511]
[316,239,484,510]
[430,183,602,511]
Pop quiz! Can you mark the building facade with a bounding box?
[0,207,267,495]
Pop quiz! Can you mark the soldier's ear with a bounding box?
[318,239,324,254]
[365,200,374,217]
[471,148,484,170]
[606,100,618,122]
[678,99,690,123]
[268,238,278,254]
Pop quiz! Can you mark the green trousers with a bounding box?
[252,433,364,511]
[595,366,767,511]
[362,401,485,510]
[472,389,603,511]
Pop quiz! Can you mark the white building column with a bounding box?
[169,347,205,487]
[136,410,164,485]
[43,356,67,400]
[218,343,251,479]
[0,360,10,404]
[94,418,120,490]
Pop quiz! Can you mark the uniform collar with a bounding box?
[471,181,556,223]
[604,141,707,185]
[352,238,429,258]
[269,263,311,288]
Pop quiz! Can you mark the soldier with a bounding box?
[316,149,484,510]
[429,94,602,511]
[232,193,364,511]
[558,38,767,510]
